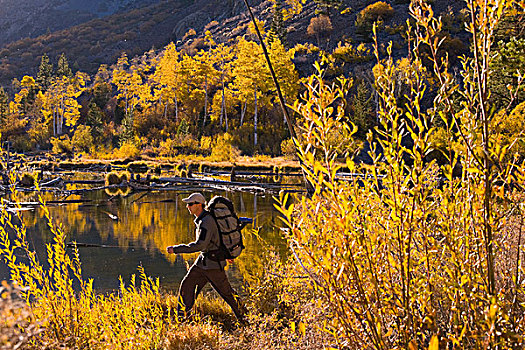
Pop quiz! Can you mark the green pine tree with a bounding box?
[489,37,525,110]
[177,118,190,135]
[36,54,54,91]
[0,87,8,125]
[119,114,135,146]
[92,81,112,110]
[351,80,375,139]
[56,53,73,78]
[269,0,287,45]
[86,102,104,142]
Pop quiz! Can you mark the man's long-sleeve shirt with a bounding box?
[171,210,226,270]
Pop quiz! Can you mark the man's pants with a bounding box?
[177,265,244,321]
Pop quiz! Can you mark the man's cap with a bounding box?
[182,193,206,204]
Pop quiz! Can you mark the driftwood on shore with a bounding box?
[1,171,305,197]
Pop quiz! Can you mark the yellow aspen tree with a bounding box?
[10,76,37,118]
[232,37,270,148]
[267,37,299,123]
[177,53,202,126]
[112,53,153,143]
[1,83,29,144]
[211,86,238,131]
[232,36,298,146]
[40,72,88,136]
[209,43,235,131]
[193,31,220,128]
[9,76,48,146]
[152,42,182,121]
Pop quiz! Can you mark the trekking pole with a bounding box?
[67,219,254,251]
[66,242,142,250]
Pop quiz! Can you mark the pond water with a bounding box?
[0,184,289,293]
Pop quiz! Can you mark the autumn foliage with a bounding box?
[277,0,525,348]
[1,0,525,348]
[0,32,298,157]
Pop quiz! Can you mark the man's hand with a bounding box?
[167,246,175,254]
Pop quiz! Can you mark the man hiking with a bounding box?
[166,192,246,324]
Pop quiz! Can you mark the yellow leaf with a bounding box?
[298,322,306,336]
[460,274,469,286]
[488,303,498,320]
[291,321,296,332]
[459,324,467,340]
[408,340,418,350]
[429,335,439,350]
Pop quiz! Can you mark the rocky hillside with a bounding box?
[0,0,468,88]
[0,0,265,87]
[0,0,161,47]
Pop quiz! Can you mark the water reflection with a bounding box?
[0,189,286,293]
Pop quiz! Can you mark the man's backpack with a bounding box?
[205,196,246,261]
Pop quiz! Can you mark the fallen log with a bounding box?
[196,170,303,177]
[40,177,63,188]
[64,179,105,185]
[135,199,176,205]
[157,176,301,189]
[100,210,118,221]
[2,199,93,207]
[129,192,150,204]
[0,206,35,213]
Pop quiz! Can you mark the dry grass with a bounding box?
[0,280,330,350]
[0,283,40,350]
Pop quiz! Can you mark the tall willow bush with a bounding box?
[278,0,525,348]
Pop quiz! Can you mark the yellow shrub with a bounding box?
[114,142,140,159]
[280,9,525,342]
[253,153,272,162]
[71,125,94,153]
[209,133,240,162]
[158,138,178,157]
[355,0,395,35]
[332,42,356,59]
[428,126,449,151]
[356,42,370,55]
[51,135,73,155]
[19,172,36,187]
[357,1,395,24]
[200,135,212,151]
[179,135,199,152]
[293,43,309,54]
[280,138,297,159]
[332,42,372,63]
[491,101,525,159]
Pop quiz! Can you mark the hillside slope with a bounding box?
[0,0,468,88]
[0,0,160,47]
[0,0,265,87]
